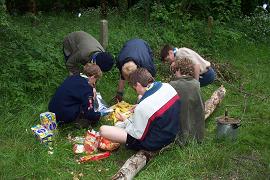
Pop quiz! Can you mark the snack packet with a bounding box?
[73,144,85,154]
[71,136,85,144]
[79,151,110,163]
[94,92,112,112]
[98,137,120,151]
[84,129,99,154]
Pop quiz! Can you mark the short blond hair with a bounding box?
[83,63,102,79]
[122,61,137,80]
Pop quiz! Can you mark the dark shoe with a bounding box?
[74,118,92,129]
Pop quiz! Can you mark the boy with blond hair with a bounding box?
[114,39,156,102]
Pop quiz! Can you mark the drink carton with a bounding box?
[40,112,57,132]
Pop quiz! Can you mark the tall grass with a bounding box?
[0,8,269,179]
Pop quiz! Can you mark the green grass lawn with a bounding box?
[0,10,270,179]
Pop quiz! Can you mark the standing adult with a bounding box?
[114,38,156,102]
[63,31,114,75]
[160,44,215,87]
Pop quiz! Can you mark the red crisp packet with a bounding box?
[98,137,120,151]
[84,130,99,154]
[79,151,110,163]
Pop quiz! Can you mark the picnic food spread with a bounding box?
[71,129,120,163]
[31,100,132,163]
[106,101,134,123]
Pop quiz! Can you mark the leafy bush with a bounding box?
[150,2,171,23]
[239,7,270,43]
[0,1,8,27]
[210,0,241,22]
[0,14,67,113]
[149,0,241,23]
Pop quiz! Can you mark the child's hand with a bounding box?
[129,105,136,113]
[115,112,127,121]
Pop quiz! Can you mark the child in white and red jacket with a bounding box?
[100,68,181,151]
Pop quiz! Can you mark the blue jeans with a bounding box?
[199,67,216,87]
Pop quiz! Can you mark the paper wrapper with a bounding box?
[79,152,110,163]
[94,92,112,112]
[98,137,120,151]
[84,129,99,154]
[73,144,85,154]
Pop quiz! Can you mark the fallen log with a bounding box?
[112,85,227,180]
[111,150,155,180]
[204,85,226,119]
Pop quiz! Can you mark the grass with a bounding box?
[0,9,270,179]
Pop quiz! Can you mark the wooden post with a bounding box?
[207,16,214,39]
[100,19,108,50]
[144,0,150,25]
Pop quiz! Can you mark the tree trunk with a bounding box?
[111,85,226,180]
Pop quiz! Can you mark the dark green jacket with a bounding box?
[63,31,104,74]
[169,76,205,145]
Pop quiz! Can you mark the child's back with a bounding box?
[170,76,204,145]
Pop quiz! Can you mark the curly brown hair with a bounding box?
[170,58,195,77]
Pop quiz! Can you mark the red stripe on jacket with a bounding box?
[140,94,180,140]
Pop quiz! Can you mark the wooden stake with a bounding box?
[207,16,214,39]
[100,19,108,50]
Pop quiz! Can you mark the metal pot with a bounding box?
[216,120,240,140]
[216,110,241,141]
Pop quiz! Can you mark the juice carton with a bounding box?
[31,124,53,144]
[40,112,57,132]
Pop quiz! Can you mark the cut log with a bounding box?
[111,150,155,180]
[111,85,226,180]
[204,85,226,119]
